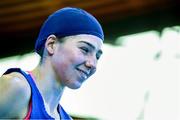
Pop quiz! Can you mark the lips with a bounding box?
[76,68,89,80]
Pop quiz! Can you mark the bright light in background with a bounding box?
[0,53,40,75]
[0,26,179,120]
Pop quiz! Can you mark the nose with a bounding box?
[85,56,97,70]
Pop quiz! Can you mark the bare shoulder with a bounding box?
[0,72,31,118]
[0,72,31,95]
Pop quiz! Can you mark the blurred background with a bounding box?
[0,0,180,120]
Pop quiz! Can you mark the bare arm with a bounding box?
[0,72,31,118]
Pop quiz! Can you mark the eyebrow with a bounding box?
[78,41,103,55]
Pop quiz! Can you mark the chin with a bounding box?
[67,82,82,89]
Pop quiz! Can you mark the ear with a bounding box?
[45,34,57,55]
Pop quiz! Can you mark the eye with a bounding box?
[96,54,101,60]
[96,52,102,60]
[80,47,89,54]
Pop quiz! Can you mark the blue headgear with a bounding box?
[35,7,104,55]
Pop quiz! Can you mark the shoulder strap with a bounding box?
[58,104,72,120]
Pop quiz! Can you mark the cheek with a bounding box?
[53,48,84,77]
[61,48,84,65]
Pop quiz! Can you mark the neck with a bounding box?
[31,59,64,113]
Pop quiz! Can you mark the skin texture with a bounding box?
[50,34,103,89]
[0,34,103,119]
[0,72,31,118]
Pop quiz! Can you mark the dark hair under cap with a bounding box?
[35,7,104,56]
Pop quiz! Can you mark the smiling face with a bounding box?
[51,34,103,89]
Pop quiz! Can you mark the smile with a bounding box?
[76,68,88,80]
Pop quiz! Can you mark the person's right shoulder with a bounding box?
[0,72,31,118]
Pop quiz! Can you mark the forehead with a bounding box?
[63,34,103,49]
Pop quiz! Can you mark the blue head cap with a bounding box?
[35,7,104,56]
